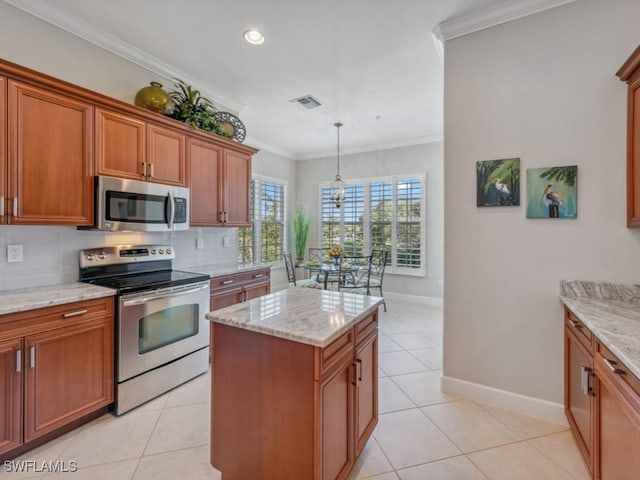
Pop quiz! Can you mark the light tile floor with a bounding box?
[1,298,589,480]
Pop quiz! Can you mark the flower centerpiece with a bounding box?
[329,245,343,265]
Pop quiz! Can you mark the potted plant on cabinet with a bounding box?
[168,79,227,137]
[292,205,311,265]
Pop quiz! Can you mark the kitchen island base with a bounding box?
[209,292,379,480]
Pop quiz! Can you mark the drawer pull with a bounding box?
[63,309,88,319]
[356,358,363,382]
[603,358,625,375]
[221,280,234,285]
[568,319,582,329]
[16,350,21,373]
[30,346,35,368]
[253,273,264,278]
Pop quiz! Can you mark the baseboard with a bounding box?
[385,291,443,306]
[441,375,568,426]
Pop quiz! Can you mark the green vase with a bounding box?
[135,82,175,115]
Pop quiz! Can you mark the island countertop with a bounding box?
[205,287,383,347]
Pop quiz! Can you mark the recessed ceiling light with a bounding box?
[244,30,264,45]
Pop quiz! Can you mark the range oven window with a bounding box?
[138,304,199,354]
[106,191,167,224]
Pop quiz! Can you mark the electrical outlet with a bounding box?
[223,236,230,248]
[196,238,204,249]
[7,244,23,263]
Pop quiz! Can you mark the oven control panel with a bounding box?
[80,245,175,268]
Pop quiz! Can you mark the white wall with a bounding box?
[296,142,444,299]
[443,0,640,411]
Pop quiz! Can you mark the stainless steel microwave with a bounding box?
[92,175,190,232]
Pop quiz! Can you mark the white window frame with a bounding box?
[240,174,288,266]
[319,173,426,276]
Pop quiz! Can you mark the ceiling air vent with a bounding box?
[289,95,323,110]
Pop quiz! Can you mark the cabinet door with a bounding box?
[626,75,640,227]
[95,107,145,181]
[24,317,113,441]
[188,137,222,225]
[355,331,378,455]
[317,360,354,480]
[596,370,640,479]
[565,329,594,471]
[210,287,244,311]
[0,76,6,219]
[8,81,94,225]
[222,150,251,226]
[244,281,270,301]
[0,338,22,455]
[147,123,186,186]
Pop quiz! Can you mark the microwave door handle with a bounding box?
[166,191,175,230]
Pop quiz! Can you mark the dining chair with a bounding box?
[283,252,320,288]
[338,254,373,295]
[308,247,331,282]
[368,249,389,311]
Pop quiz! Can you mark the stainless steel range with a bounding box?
[79,245,210,415]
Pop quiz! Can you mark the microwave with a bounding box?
[91,176,190,232]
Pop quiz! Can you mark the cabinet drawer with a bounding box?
[565,309,593,353]
[355,312,378,345]
[315,329,355,381]
[0,297,114,341]
[210,268,271,292]
[596,341,640,410]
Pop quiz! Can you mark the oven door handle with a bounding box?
[121,283,209,306]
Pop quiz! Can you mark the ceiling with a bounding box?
[6,0,525,159]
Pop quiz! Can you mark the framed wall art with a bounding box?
[476,158,520,207]
[526,166,577,219]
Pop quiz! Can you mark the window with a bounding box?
[320,174,424,275]
[239,176,287,266]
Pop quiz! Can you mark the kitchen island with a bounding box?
[206,287,383,480]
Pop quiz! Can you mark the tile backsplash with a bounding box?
[0,225,239,291]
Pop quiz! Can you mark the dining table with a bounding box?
[298,260,365,290]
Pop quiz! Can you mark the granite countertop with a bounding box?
[206,287,383,347]
[0,282,116,316]
[186,263,270,278]
[560,280,640,381]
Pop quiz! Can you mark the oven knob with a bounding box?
[98,251,106,260]
[166,248,172,254]
[150,249,156,255]
[86,254,94,261]
[159,248,165,254]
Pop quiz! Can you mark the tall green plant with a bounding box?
[292,206,311,261]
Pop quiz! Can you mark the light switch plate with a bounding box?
[223,236,229,248]
[196,238,204,249]
[8,244,23,263]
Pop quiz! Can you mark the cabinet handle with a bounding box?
[356,358,363,382]
[0,196,4,217]
[143,161,147,177]
[603,358,625,375]
[16,349,21,373]
[12,197,18,217]
[221,280,234,285]
[224,212,229,222]
[568,319,582,329]
[580,366,593,396]
[63,309,88,319]
[352,362,358,386]
[150,163,154,178]
[243,290,247,302]
[219,211,224,223]
[253,274,264,278]
[30,346,35,368]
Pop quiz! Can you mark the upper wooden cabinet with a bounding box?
[95,108,186,186]
[617,45,640,227]
[6,80,94,225]
[188,137,252,226]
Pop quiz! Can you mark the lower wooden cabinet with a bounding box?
[211,309,378,480]
[209,267,270,311]
[564,306,640,479]
[0,297,114,458]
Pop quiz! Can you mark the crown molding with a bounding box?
[434,0,577,42]
[244,136,297,160]
[2,0,246,113]
[296,133,443,161]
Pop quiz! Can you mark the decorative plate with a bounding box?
[214,111,246,143]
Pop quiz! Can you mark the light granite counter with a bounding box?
[0,282,116,316]
[560,280,640,381]
[206,287,383,347]
[186,263,270,278]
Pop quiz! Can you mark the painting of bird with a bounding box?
[526,166,577,218]
[542,183,562,217]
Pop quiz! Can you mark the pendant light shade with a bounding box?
[330,122,346,208]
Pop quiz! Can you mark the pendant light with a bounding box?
[330,122,346,208]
